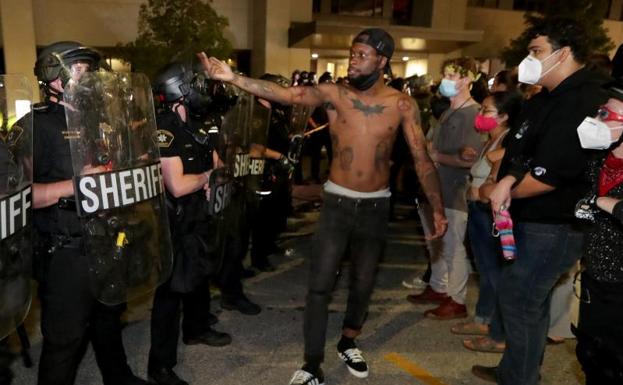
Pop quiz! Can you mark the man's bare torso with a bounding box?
[324,84,409,192]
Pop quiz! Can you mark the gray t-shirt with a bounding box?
[432,104,484,212]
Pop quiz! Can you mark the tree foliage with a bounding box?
[115,0,232,79]
[501,0,615,66]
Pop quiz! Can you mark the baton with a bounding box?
[304,123,329,137]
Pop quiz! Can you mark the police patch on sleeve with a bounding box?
[155,129,174,148]
[6,125,23,146]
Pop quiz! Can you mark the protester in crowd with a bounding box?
[198,27,447,385]
[574,79,623,385]
[451,91,521,341]
[490,70,518,93]
[407,57,485,320]
[472,17,610,384]
[471,71,490,103]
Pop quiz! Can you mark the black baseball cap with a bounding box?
[352,28,395,59]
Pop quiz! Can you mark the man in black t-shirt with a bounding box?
[473,18,609,385]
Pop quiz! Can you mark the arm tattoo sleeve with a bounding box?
[406,122,443,213]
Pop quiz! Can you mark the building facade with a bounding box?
[1,0,622,100]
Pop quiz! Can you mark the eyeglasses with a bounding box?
[597,105,623,123]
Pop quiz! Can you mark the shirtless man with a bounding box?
[198,28,446,385]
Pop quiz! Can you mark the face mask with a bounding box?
[439,78,458,98]
[518,50,560,85]
[474,114,498,133]
[576,116,623,150]
[348,70,381,91]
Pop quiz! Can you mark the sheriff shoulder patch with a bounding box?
[6,125,23,146]
[156,129,174,148]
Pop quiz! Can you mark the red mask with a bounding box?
[474,114,498,133]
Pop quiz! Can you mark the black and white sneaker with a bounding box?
[338,347,369,378]
[288,369,325,385]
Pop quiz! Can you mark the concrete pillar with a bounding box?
[320,0,331,14]
[428,53,446,81]
[498,0,514,10]
[610,0,623,20]
[431,0,468,29]
[0,0,39,102]
[382,0,393,20]
[251,0,311,78]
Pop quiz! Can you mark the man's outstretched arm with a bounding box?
[400,96,447,239]
[197,53,328,107]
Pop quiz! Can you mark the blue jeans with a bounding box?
[497,222,584,385]
[303,192,389,363]
[467,201,504,324]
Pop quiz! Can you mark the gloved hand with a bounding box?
[277,154,295,176]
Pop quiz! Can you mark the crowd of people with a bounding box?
[1,15,622,385]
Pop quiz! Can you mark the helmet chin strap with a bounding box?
[43,83,63,103]
[172,101,189,124]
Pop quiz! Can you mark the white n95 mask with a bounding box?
[576,117,622,150]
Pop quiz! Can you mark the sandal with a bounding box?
[547,336,565,345]
[451,321,489,336]
[463,336,505,353]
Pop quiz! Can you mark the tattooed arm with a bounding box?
[197,53,329,107]
[400,96,447,239]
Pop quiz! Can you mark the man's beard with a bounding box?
[348,70,381,91]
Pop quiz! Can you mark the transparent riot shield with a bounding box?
[208,90,254,263]
[247,100,271,196]
[0,75,32,338]
[287,104,313,164]
[63,72,173,305]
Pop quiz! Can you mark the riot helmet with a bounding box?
[34,41,101,92]
[153,61,193,104]
[259,73,291,116]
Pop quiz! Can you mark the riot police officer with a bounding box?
[248,74,294,272]
[30,41,146,385]
[0,73,34,385]
[149,62,231,385]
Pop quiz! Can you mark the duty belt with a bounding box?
[46,233,83,252]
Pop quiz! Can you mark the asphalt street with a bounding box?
[9,189,584,385]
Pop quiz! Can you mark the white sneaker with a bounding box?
[288,369,324,385]
[338,348,369,378]
[402,276,427,289]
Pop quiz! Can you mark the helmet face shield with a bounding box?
[34,41,101,89]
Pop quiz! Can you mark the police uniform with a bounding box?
[31,102,139,385]
[250,105,291,270]
[148,109,222,377]
[216,103,262,315]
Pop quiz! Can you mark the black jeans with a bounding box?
[575,273,623,385]
[303,192,389,363]
[38,247,133,385]
[148,277,213,372]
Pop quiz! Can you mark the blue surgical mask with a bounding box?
[439,78,458,98]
